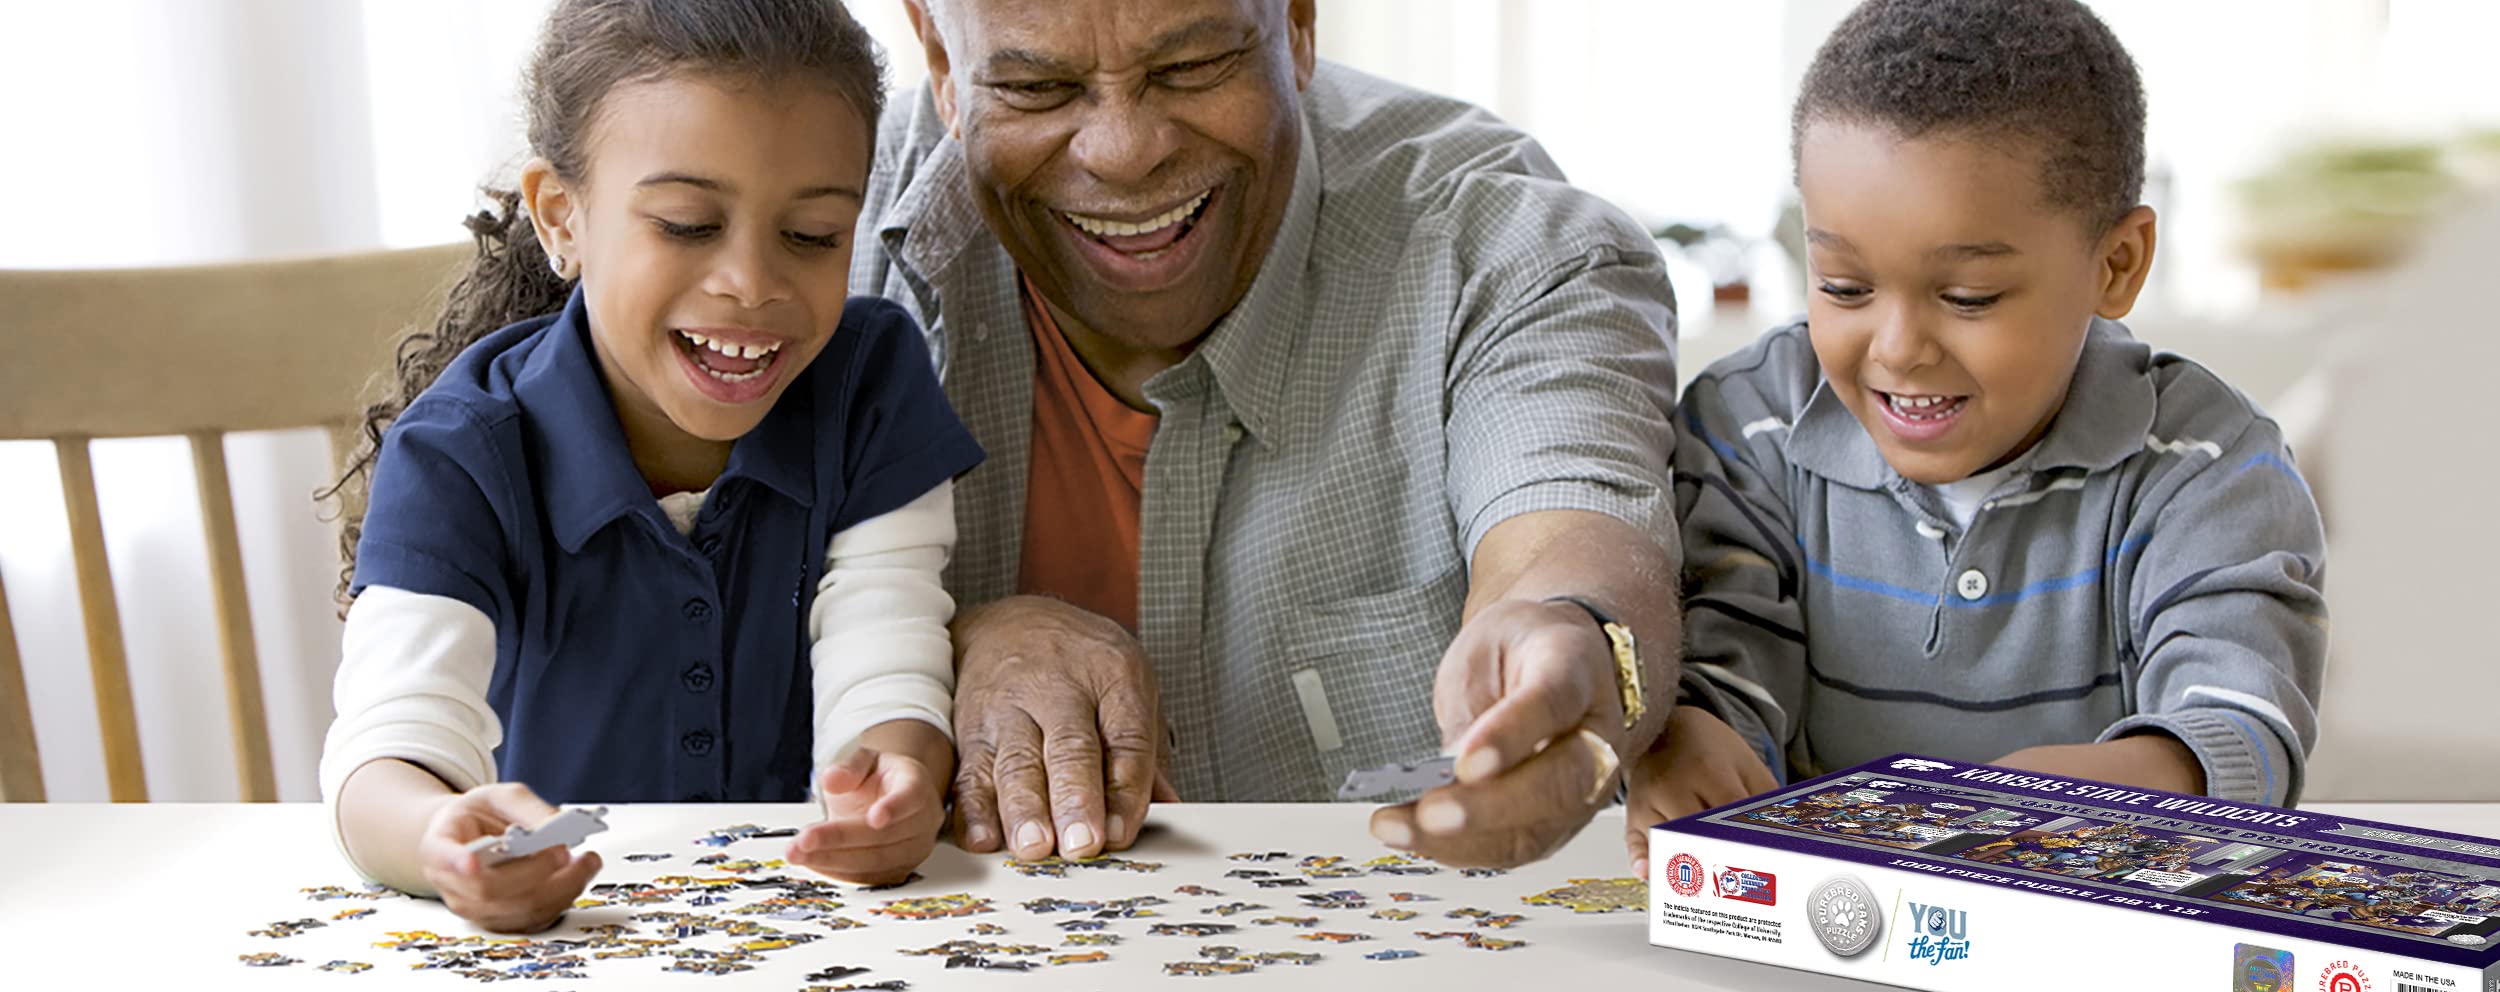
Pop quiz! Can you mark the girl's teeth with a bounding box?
[677,330,782,360]
[694,350,776,383]
[676,330,783,384]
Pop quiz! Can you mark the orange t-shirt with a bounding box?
[1016,278,1155,632]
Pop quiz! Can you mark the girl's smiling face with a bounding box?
[1797,120,2155,485]
[524,73,870,480]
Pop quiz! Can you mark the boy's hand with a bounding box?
[1623,706,1779,877]
[789,745,946,885]
[418,783,603,934]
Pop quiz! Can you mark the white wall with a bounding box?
[2298,195,2500,802]
[0,0,401,802]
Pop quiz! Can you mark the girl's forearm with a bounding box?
[335,757,463,896]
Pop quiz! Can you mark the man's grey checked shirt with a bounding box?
[851,62,1679,800]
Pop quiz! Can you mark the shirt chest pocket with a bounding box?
[1276,564,1466,796]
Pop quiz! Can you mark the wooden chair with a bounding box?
[0,244,468,802]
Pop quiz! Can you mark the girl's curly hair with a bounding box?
[318,0,887,608]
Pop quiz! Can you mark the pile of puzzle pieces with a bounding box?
[241,820,1647,982]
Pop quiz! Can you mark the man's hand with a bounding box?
[949,596,1177,862]
[1622,705,1780,876]
[1367,598,1628,868]
[789,720,953,885]
[417,783,603,934]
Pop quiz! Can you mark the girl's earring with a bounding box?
[548,254,570,279]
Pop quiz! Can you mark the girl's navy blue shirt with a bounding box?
[351,288,983,803]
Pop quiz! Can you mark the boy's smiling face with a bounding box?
[1797,120,2155,485]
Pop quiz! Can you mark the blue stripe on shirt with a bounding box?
[2236,453,2307,487]
[1683,401,1743,463]
[1805,532,2154,609]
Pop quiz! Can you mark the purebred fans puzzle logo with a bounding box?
[2319,960,2372,992]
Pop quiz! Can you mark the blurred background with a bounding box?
[1,0,2494,804]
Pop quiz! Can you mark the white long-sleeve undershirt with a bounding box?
[318,481,961,868]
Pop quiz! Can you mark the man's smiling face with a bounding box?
[911,0,1316,353]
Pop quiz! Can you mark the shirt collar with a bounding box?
[1787,316,2156,491]
[516,287,816,554]
[1167,125,1321,442]
[876,122,991,305]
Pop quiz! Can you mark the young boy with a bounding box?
[1625,0,2327,872]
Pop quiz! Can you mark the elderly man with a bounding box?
[853,0,1681,869]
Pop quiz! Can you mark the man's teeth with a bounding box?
[679,331,782,361]
[1063,192,1208,238]
[1887,393,1963,420]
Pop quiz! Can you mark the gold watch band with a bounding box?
[1546,595,1645,731]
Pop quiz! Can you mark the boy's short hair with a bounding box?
[1794,0,2147,230]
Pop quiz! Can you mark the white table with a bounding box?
[1,802,2491,989]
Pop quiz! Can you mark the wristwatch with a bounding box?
[1545,595,1645,731]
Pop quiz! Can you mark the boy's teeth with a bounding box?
[1064,192,1208,238]
[1887,393,1963,419]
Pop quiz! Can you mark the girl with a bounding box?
[317,0,982,933]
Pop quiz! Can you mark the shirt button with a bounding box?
[1223,422,1245,445]
[681,663,715,693]
[681,730,715,756]
[1956,569,1990,601]
[683,598,712,621]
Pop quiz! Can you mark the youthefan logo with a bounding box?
[1904,901,1972,966]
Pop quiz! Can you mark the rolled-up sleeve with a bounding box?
[1444,247,1680,562]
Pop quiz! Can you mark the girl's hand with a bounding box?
[1622,706,1780,877]
[418,782,604,933]
[789,745,946,885]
